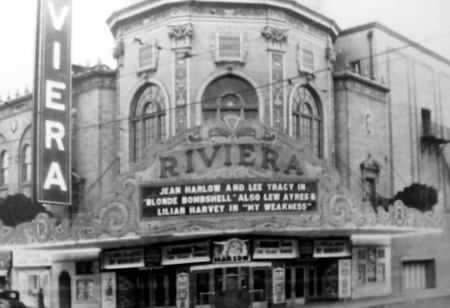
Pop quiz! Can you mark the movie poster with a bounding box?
[102,272,116,308]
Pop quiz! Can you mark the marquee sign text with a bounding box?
[141,180,317,218]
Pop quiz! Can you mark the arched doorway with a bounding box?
[59,271,71,308]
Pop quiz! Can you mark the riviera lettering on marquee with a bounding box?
[34,0,72,204]
[159,144,305,179]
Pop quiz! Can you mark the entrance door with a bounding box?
[151,271,176,308]
[250,268,268,308]
[194,271,213,308]
[214,267,250,308]
[58,271,71,308]
[285,266,306,307]
[116,271,150,308]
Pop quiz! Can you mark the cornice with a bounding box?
[107,0,339,40]
[334,71,390,94]
[340,22,450,67]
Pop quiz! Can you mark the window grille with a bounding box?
[216,33,243,62]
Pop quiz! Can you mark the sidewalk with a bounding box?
[306,289,450,308]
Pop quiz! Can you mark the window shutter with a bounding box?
[403,260,435,290]
[139,41,157,69]
[298,42,315,73]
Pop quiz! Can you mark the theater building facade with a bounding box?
[0,1,449,308]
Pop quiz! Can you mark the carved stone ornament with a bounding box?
[113,40,124,59]
[168,23,193,40]
[360,153,382,173]
[0,117,444,247]
[365,109,374,134]
[326,45,337,64]
[10,120,17,133]
[261,26,288,43]
[261,25,288,51]
[168,23,193,49]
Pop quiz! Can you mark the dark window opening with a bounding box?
[202,75,258,122]
[421,108,431,136]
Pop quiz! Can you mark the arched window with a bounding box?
[18,126,32,196]
[0,151,9,187]
[292,86,322,157]
[202,75,258,121]
[21,144,32,183]
[131,84,166,162]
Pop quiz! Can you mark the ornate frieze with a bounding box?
[118,5,328,42]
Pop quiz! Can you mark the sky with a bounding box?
[0,0,449,99]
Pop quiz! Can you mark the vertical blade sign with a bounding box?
[35,0,72,204]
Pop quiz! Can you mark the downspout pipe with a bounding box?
[367,30,375,80]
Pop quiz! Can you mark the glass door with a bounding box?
[194,270,213,308]
[116,271,150,308]
[214,267,250,308]
[285,266,306,307]
[250,268,268,308]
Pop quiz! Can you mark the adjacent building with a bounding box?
[0,1,449,308]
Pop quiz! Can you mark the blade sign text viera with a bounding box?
[34,0,72,204]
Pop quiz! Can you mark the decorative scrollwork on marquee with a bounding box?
[0,119,444,246]
[188,116,277,143]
